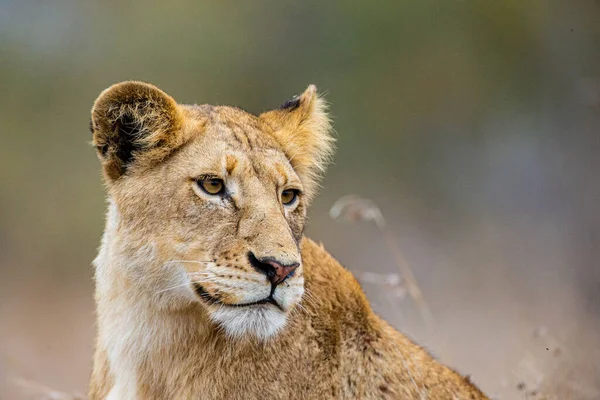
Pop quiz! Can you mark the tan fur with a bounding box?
[89,81,488,399]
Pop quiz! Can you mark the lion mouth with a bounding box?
[193,283,283,311]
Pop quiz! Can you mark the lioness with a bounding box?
[89,81,488,399]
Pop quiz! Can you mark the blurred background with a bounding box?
[1,1,599,399]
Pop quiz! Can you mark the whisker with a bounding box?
[293,302,308,315]
[155,281,196,294]
[163,260,213,265]
[300,289,319,310]
[187,271,265,283]
[156,271,264,295]
[187,272,216,276]
[154,277,214,294]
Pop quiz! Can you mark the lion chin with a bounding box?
[210,305,288,340]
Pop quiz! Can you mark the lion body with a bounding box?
[89,81,488,399]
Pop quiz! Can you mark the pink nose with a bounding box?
[248,252,299,286]
[265,260,299,285]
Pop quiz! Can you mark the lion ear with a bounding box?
[90,81,185,182]
[260,85,336,201]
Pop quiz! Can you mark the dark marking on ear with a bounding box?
[89,119,94,135]
[98,144,109,157]
[112,113,144,166]
[279,96,301,111]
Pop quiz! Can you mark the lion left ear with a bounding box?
[90,81,186,182]
[260,85,336,201]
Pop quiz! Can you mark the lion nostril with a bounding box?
[247,252,299,286]
[248,252,276,279]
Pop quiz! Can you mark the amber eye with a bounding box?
[281,189,298,206]
[198,178,224,195]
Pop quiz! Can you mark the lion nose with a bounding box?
[265,260,299,285]
[248,252,299,286]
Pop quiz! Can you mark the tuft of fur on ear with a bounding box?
[260,85,336,202]
[90,81,185,181]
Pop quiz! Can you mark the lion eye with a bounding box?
[281,189,298,206]
[198,178,224,195]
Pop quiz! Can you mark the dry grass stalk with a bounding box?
[330,195,435,330]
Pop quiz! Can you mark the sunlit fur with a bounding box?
[89,81,488,399]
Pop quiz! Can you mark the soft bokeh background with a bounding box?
[1,1,599,399]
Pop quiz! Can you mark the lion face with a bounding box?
[91,82,334,339]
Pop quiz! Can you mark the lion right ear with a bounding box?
[90,81,185,182]
[259,85,335,202]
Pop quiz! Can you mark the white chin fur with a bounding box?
[210,305,287,341]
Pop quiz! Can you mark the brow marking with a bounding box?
[275,162,289,187]
[225,154,238,175]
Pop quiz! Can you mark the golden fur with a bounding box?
[89,81,488,399]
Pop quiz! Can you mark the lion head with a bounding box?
[90,81,334,340]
